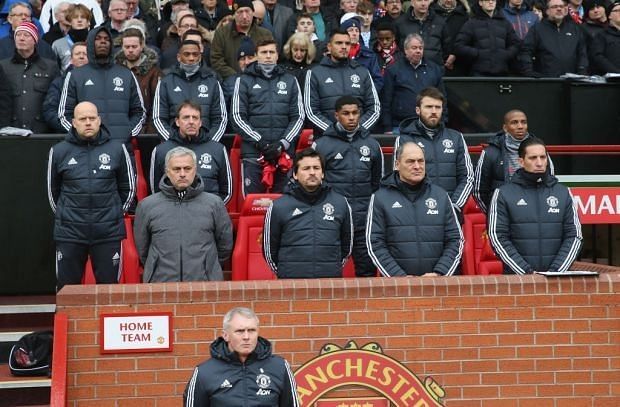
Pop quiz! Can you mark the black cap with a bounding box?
[237,37,256,59]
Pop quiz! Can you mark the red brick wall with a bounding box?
[57,270,620,406]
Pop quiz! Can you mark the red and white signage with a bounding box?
[100,312,173,354]
[571,187,620,224]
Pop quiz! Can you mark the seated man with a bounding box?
[366,141,464,277]
[134,146,233,283]
[263,148,353,278]
[488,137,582,274]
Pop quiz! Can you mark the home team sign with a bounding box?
[100,312,173,353]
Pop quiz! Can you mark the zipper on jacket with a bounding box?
[88,143,93,241]
[178,195,184,281]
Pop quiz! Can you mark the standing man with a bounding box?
[502,0,539,40]
[59,26,145,144]
[396,87,473,212]
[150,101,232,203]
[184,307,299,406]
[590,1,620,74]
[262,0,294,49]
[263,148,353,278]
[488,137,582,274]
[304,28,380,135]
[366,141,464,277]
[232,38,304,196]
[313,96,383,277]
[47,102,135,290]
[134,146,233,282]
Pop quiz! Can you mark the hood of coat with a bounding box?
[114,46,160,75]
[158,172,206,199]
[209,336,273,365]
[86,26,114,67]
[66,123,112,145]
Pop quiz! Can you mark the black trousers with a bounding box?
[352,223,377,277]
[55,241,121,290]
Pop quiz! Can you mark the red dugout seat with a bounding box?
[295,129,314,152]
[131,138,148,202]
[461,197,502,275]
[226,135,243,229]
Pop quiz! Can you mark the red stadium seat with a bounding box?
[342,258,356,278]
[226,135,243,229]
[461,197,486,275]
[296,129,314,152]
[131,138,148,202]
[478,239,503,275]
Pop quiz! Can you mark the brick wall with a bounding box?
[57,269,620,406]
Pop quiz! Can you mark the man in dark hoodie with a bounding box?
[184,307,299,406]
[263,148,353,278]
[312,96,383,277]
[58,25,145,143]
[47,102,135,290]
[488,137,582,274]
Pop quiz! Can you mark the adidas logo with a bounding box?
[112,252,120,260]
[517,199,527,206]
[334,153,343,160]
[173,86,182,92]
[325,77,334,83]
[392,201,402,208]
[68,157,78,165]
[220,379,232,388]
[253,84,261,89]
[85,79,94,86]
[292,208,302,216]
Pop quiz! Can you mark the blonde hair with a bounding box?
[283,32,316,65]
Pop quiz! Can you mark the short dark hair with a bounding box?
[175,100,202,117]
[518,136,546,158]
[182,29,203,42]
[255,38,277,50]
[375,21,396,34]
[335,95,361,111]
[293,148,325,175]
[416,87,446,107]
[179,39,201,50]
[121,28,144,44]
[296,12,313,23]
[329,28,350,41]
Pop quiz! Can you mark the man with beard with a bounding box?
[59,26,145,143]
[263,148,353,278]
[395,87,473,213]
[304,28,380,136]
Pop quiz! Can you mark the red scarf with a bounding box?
[348,43,361,59]
[375,41,399,74]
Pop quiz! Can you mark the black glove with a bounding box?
[255,139,269,153]
[262,142,283,162]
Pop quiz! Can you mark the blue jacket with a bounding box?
[502,4,539,40]
[488,169,582,274]
[352,44,384,92]
[366,173,464,276]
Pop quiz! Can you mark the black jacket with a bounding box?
[231,62,304,158]
[590,24,620,74]
[488,169,582,274]
[304,56,380,133]
[47,125,135,244]
[366,173,464,277]
[263,183,353,278]
[394,9,452,65]
[396,119,474,209]
[184,336,299,406]
[454,6,521,75]
[149,127,232,203]
[153,63,227,141]
[58,26,145,142]
[312,124,383,227]
[519,17,589,77]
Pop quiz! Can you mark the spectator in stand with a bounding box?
[150,101,231,203]
[263,148,353,278]
[135,146,233,282]
[304,28,380,135]
[52,4,91,73]
[154,38,226,141]
[357,0,375,48]
[157,0,190,49]
[285,0,338,42]
[159,14,212,69]
[568,0,584,23]
[395,87,473,213]
[0,2,54,59]
[519,0,589,77]
[210,0,273,79]
[366,141,464,277]
[502,0,539,40]
[160,9,196,53]
[231,38,304,196]
[262,0,294,49]
[381,34,446,133]
[42,1,71,45]
[194,0,232,32]
[376,0,404,26]
[590,0,620,73]
[395,0,456,70]
[102,0,129,43]
[0,21,59,133]
[374,21,402,74]
[532,1,545,21]
[581,0,609,49]
[281,31,316,89]
[488,137,582,275]
[454,0,521,76]
[123,0,159,44]
[341,14,383,91]
[222,37,256,109]
[115,28,161,134]
[252,0,275,33]
[43,42,88,133]
[312,95,383,277]
[431,0,471,75]
[0,1,45,40]
[58,26,145,143]
[47,102,135,290]
[294,12,324,58]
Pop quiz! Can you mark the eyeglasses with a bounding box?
[9,12,31,18]
[179,24,197,29]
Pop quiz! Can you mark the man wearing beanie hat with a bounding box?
[0,2,55,59]
[222,37,256,110]
[340,14,383,91]
[0,21,59,132]
[210,0,273,79]
[581,0,609,46]
[590,0,620,73]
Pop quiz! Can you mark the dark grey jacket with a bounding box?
[394,9,452,66]
[488,169,582,274]
[366,173,464,277]
[263,183,353,278]
[134,176,233,283]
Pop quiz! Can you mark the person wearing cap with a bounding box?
[340,14,383,91]
[590,0,620,73]
[0,21,59,133]
[581,0,609,48]
[222,36,256,109]
[0,2,55,59]
[232,37,304,196]
[210,0,273,79]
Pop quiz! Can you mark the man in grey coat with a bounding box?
[134,146,233,283]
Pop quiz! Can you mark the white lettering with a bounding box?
[360,157,370,162]
[426,209,438,215]
[443,148,454,154]
[323,215,334,221]
[256,389,271,396]
[277,90,288,95]
[113,86,124,92]
[548,208,560,213]
[351,84,360,88]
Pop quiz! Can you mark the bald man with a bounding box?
[47,102,135,290]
